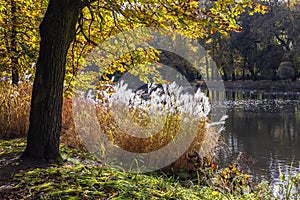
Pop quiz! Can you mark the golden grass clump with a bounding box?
[0,81,84,149]
[0,80,220,173]
[0,81,31,139]
[72,98,220,172]
[61,98,85,149]
[101,106,218,172]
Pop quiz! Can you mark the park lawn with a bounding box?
[0,138,271,200]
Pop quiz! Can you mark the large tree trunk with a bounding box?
[22,0,84,162]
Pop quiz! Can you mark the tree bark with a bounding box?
[22,0,85,162]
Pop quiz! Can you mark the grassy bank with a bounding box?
[0,138,277,200]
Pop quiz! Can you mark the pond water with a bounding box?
[207,90,300,185]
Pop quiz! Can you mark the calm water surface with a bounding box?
[208,90,300,185]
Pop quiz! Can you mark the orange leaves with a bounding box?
[254,4,269,15]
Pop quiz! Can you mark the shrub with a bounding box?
[73,81,224,172]
[277,61,296,80]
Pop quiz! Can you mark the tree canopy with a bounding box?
[202,0,300,81]
[0,0,268,161]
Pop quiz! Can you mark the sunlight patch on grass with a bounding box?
[0,138,281,200]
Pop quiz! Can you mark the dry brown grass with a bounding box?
[72,98,219,172]
[0,83,219,171]
[0,81,31,139]
[0,82,83,149]
[61,98,84,149]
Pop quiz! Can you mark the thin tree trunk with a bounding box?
[231,72,236,81]
[222,67,228,81]
[10,0,19,85]
[249,68,256,81]
[229,52,235,81]
[22,0,84,162]
[205,54,209,81]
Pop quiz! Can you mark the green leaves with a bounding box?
[0,0,267,93]
[0,0,45,82]
[63,0,268,96]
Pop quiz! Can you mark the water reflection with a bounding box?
[208,90,300,183]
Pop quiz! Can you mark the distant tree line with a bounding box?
[203,0,300,81]
[171,0,300,82]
